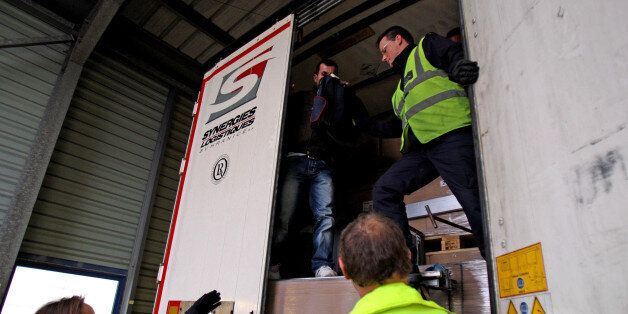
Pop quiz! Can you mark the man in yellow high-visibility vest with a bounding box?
[339,213,450,314]
[371,26,484,260]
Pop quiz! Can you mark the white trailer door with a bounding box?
[154,15,294,314]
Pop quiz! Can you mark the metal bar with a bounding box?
[159,0,235,46]
[458,263,464,312]
[432,216,473,234]
[294,1,320,17]
[406,195,462,219]
[425,205,438,228]
[121,88,177,314]
[0,35,74,49]
[408,224,422,236]
[426,201,473,233]
[294,0,330,19]
[296,0,343,28]
[298,2,337,28]
[408,225,426,265]
[458,0,496,312]
[0,0,123,301]
[292,0,421,65]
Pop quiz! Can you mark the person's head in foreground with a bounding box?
[339,213,449,314]
[35,296,95,314]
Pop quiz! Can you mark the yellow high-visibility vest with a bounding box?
[392,36,471,152]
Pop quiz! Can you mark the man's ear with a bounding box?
[313,73,317,84]
[338,257,350,280]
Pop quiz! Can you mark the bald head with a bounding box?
[339,213,412,287]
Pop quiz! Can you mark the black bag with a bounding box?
[310,75,369,146]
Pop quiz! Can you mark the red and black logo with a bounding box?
[205,47,273,124]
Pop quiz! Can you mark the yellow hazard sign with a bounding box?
[532,297,546,313]
[507,300,517,314]
[168,305,180,314]
[496,242,548,298]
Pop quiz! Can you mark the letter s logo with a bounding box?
[205,46,273,124]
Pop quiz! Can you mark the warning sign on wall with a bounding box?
[496,242,548,298]
[532,297,546,313]
[501,293,552,314]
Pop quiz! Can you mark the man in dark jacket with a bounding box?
[372,26,485,260]
[270,59,365,278]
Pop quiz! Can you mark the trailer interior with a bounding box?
[266,0,489,313]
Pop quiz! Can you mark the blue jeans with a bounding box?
[272,155,335,273]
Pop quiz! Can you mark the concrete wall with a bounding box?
[462,0,628,312]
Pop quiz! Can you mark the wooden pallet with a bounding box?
[441,235,461,251]
[424,233,476,252]
[426,247,482,264]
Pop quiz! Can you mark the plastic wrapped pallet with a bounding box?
[266,260,490,313]
[266,277,359,313]
[421,259,490,313]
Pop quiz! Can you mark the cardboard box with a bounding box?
[404,177,453,204]
[441,235,461,251]
[266,277,359,313]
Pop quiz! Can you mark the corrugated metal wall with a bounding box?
[1,1,197,311]
[0,1,70,221]
[20,52,170,270]
[131,94,194,313]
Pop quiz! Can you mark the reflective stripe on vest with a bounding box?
[392,36,470,149]
[394,47,449,117]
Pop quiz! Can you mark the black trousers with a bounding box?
[372,127,486,258]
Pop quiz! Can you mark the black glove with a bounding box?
[186,290,221,314]
[448,59,479,85]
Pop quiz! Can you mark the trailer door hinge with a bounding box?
[179,158,186,175]
[157,263,164,283]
